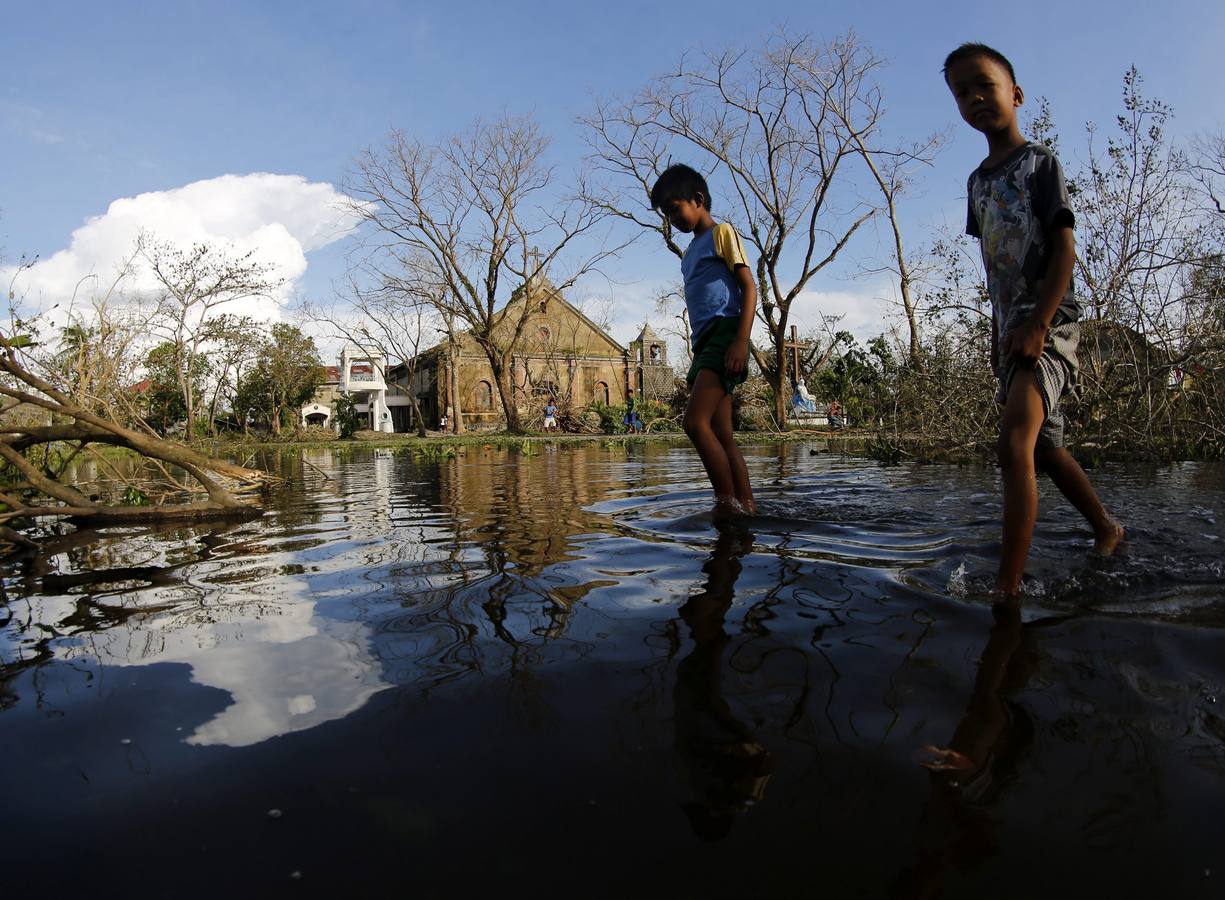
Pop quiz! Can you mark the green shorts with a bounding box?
[686,316,748,396]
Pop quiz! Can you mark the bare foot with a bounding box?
[1094,520,1125,557]
[712,496,746,522]
[913,745,976,771]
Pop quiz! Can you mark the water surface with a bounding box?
[3,443,1223,897]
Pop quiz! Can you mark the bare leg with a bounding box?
[712,389,755,513]
[684,370,740,511]
[996,371,1045,597]
[1035,446,1124,555]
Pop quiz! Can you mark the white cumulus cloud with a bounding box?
[6,173,358,324]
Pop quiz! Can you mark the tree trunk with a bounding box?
[450,346,465,434]
[769,340,788,427]
[489,351,521,433]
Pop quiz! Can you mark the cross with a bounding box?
[783,325,808,386]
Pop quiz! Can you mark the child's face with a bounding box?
[660,196,706,234]
[946,55,1023,136]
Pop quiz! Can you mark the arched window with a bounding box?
[472,380,493,411]
[594,381,609,405]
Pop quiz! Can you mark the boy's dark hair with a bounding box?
[650,164,711,212]
[942,43,1016,85]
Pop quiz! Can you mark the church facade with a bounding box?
[302,282,675,432]
[403,284,670,430]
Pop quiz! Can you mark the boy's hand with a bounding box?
[725,337,749,375]
[1002,319,1047,368]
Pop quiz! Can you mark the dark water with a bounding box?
[2,442,1224,898]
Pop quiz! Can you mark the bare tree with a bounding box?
[1027,83,1225,457]
[1190,130,1225,218]
[582,31,887,424]
[344,115,626,433]
[652,284,692,372]
[839,116,945,369]
[0,335,273,544]
[201,313,263,435]
[50,262,152,425]
[139,234,282,439]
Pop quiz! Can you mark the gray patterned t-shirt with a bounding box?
[966,142,1079,343]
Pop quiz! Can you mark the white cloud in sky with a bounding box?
[5,173,358,325]
[789,286,899,344]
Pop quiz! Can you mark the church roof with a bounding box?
[635,323,662,343]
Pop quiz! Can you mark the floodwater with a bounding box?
[2,442,1224,898]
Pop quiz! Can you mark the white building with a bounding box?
[301,346,418,433]
[339,345,394,433]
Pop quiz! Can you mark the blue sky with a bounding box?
[3,0,1222,350]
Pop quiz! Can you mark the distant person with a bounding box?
[828,399,844,430]
[624,389,642,434]
[651,164,757,515]
[439,412,448,432]
[944,43,1123,597]
[543,398,559,431]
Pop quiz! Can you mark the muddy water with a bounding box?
[2,443,1223,898]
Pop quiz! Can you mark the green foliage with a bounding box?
[588,401,623,434]
[142,341,206,435]
[412,443,457,461]
[333,392,361,439]
[589,397,680,434]
[233,325,324,433]
[121,486,150,506]
[815,333,895,428]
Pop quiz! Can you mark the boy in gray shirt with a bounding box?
[944,43,1124,599]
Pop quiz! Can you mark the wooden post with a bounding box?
[784,325,806,388]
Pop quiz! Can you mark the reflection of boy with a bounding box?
[943,43,1123,597]
[650,164,757,514]
[674,526,771,841]
[901,599,1037,894]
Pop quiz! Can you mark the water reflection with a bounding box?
[895,600,1037,897]
[2,446,1225,896]
[0,468,385,748]
[674,523,773,840]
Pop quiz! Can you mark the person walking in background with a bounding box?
[624,388,642,434]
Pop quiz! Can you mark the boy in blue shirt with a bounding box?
[944,44,1123,598]
[651,165,757,515]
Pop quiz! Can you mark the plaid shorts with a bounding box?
[997,320,1080,449]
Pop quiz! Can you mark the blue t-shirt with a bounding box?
[680,222,749,346]
[545,404,556,417]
